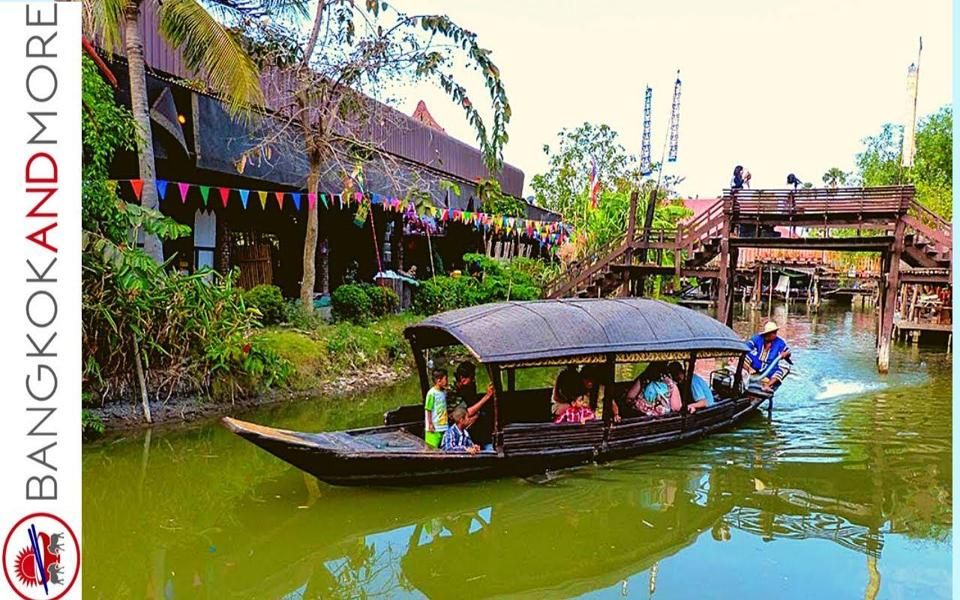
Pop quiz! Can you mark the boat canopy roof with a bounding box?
[405,298,749,366]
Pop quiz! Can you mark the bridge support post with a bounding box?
[807,270,821,310]
[716,244,737,327]
[877,220,906,373]
[716,241,730,325]
[750,264,762,310]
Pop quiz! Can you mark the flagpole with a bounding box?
[899,37,922,183]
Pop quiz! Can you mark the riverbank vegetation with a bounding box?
[81,56,552,435]
[531,123,691,256]
[253,314,419,390]
[82,57,291,431]
[823,106,952,218]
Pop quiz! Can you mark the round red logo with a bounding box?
[2,513,79,600]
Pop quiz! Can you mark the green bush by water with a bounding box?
[254,313,419,389]
[332,283,400,324]
[412,253,552,314]
[244,284,286,325]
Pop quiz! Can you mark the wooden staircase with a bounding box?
[902,201,951,269]
[544,186,951,300]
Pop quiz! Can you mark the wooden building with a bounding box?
[97,8,560,298]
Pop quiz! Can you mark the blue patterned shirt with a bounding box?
[440,424,474,452]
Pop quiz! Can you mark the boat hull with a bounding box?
[223,396,768,486]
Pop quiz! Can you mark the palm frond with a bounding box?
[83,0,129,54]
[205,0,309,20]
[158,0,264,116]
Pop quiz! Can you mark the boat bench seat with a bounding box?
[499,388,553,425]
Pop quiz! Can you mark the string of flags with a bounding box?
[112,178,572,249]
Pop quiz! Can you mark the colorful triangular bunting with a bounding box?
[178,182,190,203]
[239,189,250,209]
[130,179,144,200]
[199,185,210,206]
[218,187,231,208]
[257,190,267,209]
[156,179,168,201]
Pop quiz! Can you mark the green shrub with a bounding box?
[412,276,472,314]
[365,284,400,317]
[332,283,373,324]
[81,409,104,440]
[244,284,286,325]
[283,299,324,329]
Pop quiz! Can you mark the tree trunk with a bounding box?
[132,335,152,424]
[124,3,164,263]
[299,157,321,309]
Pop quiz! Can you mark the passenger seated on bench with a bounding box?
[441,405,482,454]
[623,362,677,417]
[668,362,715,414]
[554,396,596,424]
[551,365,586,416]
[579,364,620,422]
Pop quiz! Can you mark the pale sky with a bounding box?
[388,0,952,198]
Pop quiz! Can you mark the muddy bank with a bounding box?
[90,363,411,433]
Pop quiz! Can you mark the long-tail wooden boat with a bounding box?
[224,298,773,485]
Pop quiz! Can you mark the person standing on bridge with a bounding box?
[745,321,792,392]
[731,165,745,191]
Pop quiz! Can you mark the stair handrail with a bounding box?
[543,225,682,298]
[679,199,725,253]
[543,235,630,298]
[902,213,952,250]
[908,200,951,235]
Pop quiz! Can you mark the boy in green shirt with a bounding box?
[424,368,449,448]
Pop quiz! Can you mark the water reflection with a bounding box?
[82,304,951,599]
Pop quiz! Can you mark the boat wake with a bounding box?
[814,379,885,400]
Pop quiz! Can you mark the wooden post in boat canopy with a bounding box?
[506,368,516,392]
[680,352,697,409]
[602,354,616,422]
[407,334,430,399]
[487,364,504,451]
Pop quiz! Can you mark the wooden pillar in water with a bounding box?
[716,242,730,325]
[768,266,774,309]
[749,264,762,309]
[877,220,905,373]
[715,238,738,328]
[725,247,739,327]
[714,203,733,325]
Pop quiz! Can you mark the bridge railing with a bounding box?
[679,199,725,251]
[543,234,629,298]
[544,227,683,298]
[726,186,914,218]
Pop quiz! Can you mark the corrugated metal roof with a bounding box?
[115,3,525,196]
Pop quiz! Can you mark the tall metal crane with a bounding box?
[667,71,682,163]
[640,86,653,176]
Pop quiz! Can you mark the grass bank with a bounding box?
[87,313,422,434]
[252,313,420,390]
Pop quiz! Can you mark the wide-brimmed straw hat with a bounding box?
[762,321,779,334]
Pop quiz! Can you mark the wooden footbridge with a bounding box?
[543,186,951,372]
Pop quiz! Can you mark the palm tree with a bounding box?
[822,167,849,188]
[85,0,280,262]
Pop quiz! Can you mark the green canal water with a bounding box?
[83,303,952,599]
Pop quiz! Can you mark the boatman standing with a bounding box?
[745,321,791,392]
